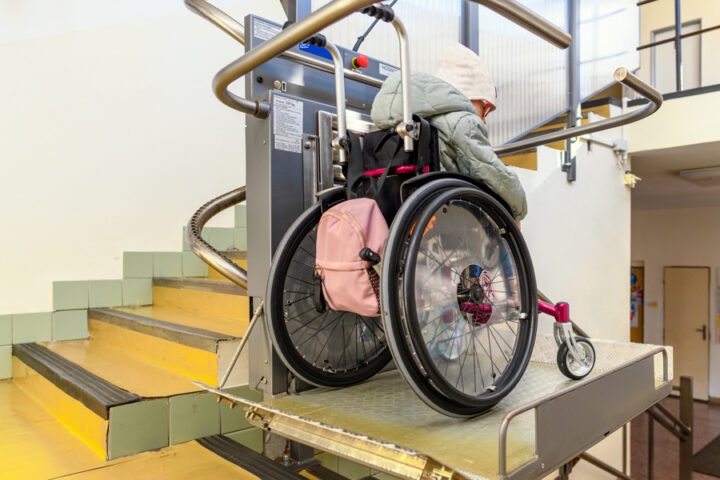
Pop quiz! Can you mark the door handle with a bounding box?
[695,325,707,341]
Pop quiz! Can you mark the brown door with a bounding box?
[664,267,710,400]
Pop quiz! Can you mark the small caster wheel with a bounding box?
[557,337,595,380]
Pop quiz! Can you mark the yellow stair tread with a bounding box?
[60,442,259,479]
[42,340,200,397]
[0,382,258,479]
[0,381,103,478]
[112,305,245,338]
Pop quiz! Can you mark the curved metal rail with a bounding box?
[209,0,569,115]
[183,1,660,289]
[185,187,248,288]
[494,68,663,156]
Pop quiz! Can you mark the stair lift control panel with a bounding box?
[243,15,392,394]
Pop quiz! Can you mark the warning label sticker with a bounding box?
[273,96,304,154]
[253,19,281,41]
[379,63,399,77]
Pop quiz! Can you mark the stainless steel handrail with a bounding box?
[210,0,572,115]
[185,0,245,44]
[475,0,570,49]
[184,0,384,119]
[497,346,670,478]
[185,187,248,288]
[494,68,663,156]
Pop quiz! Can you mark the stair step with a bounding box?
[207,251,247,281]
[12,342,259,460]
[88,307,245,386]
[0,382,107,478]
[11,343,171,459]
[13,343,139,419]
[0,385,264,480]
[154,277,246,295]
[152,278,249,321]
[90,308,233,351]
[42,339,198,397]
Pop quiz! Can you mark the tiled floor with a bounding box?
[631,397,720,479]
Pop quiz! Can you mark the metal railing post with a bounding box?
[674,0,683,91]
[648,414,654,480]
[679,376,694,480]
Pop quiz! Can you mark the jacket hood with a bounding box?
[371,71,477,129]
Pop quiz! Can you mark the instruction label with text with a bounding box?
[273,96,304,154]
[253,19,281,41]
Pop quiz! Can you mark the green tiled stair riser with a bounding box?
[108,398,169,459]
[123,251,218,280]
[0,315,11,345]
[12,313,51,344]
[0,345,10,379]
[225,428,263,454]
[167,386,263,446]
[54,279,152,310]
[234,204,247,228]
[169,392,220,445]
[52,310,88,341]
[220,386,263,434]
[182,252,207,278]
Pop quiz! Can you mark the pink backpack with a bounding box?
[315,198,389,317]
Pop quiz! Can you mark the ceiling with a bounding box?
[630,141,720,210]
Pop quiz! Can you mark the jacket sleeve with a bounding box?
[449,114,528,220]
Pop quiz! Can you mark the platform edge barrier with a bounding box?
[498,347,671,479]
[195,381,470,480]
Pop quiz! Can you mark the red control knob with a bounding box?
[352,54,369,69]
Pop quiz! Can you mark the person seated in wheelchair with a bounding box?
[371,43,527,222]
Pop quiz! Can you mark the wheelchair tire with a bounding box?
[382,181,537,416]
[266,195,392,388]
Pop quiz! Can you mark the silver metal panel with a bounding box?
[311,0,462,74]
[245,15,388,114]
[202,337,672,479]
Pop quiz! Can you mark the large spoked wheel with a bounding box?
[382,180,537,417]
[266,193,392,388]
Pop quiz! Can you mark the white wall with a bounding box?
[632,206,720,398]
[516,137,632,478]
[0,0,286,314]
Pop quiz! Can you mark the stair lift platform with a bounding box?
[200,337,671,480]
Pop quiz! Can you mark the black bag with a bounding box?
[345,116,440,223]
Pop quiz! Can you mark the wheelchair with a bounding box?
[265,5,595,418]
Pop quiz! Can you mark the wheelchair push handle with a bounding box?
[302,34,350,165]
[360,4,414,152]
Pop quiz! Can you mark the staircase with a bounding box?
[10,255,261,462]
[498,95,622,170]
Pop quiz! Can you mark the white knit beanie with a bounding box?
[435,43,497,109]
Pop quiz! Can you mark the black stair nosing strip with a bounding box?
[197,435,306,480]
[90,308,234,352]
[153,277,247,296]
[13,343,141,419]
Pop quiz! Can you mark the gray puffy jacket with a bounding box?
[371,71,527,219]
